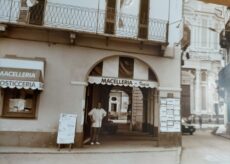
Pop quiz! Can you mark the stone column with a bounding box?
[207,71,213,114]
[195,69,201,114]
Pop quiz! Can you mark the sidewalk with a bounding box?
[0,144,181,154]
[0,143,182,164]
[0,145,182,164]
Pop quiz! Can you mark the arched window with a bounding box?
[89,62,103,76]
[119,57,134,78]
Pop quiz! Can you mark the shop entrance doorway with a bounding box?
[83,56,159,144]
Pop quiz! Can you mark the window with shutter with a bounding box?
[138,0,149,39]
[105,0,116,34]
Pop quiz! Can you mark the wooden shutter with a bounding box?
[138,0,149,39]
[29,0,45,25]
[105,0,116,34]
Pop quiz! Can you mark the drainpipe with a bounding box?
[166,0,171,44]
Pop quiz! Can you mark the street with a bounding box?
[0,151,178,164]
[181,129,230,164]
[0,138,180,164]
[1,130,230,164]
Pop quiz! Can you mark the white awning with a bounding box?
[0,58,45,90]
[88,76,158,88]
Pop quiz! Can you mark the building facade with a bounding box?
[0,0,183,147]
[182,0,226,123]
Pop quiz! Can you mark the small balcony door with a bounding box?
[105,0,116,34]
[138,0,149,39]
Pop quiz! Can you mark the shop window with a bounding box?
[119,57,134,78]
[2,88,39,118]
[105,0,116,34]
[89,62,103,76]
[138,0,149,39]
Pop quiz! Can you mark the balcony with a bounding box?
[0,0,168,43]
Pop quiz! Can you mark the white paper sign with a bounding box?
[160,98,181,132]
[57,113,77,144]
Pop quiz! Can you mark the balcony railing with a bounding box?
[0,0,168,43]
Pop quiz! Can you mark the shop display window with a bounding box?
[2,88,39,118]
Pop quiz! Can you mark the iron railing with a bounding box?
[0,0,168,42]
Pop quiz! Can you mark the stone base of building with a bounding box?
[0,131,83,148]
[142,124,158,138]
[0,131,181,147]
[158,133,181,147]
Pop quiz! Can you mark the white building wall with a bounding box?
[183,0,225,119]
[0,37,181,132]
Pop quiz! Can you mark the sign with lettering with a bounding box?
[88,76,158,88]
[0,67,44,90]
[0,80,43,89]
[57,113,77,144]
[0,68,40,81]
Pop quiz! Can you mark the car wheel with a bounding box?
[189,131,193,135]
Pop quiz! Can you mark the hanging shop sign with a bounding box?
[0,67,44,90]
[160,98,181,132]
[88,76,158,88]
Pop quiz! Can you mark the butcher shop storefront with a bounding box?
[0,57,45,118]
[84,56,160,143]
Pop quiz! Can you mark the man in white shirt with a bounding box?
[88,102,107,145]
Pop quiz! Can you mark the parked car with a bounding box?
[181,119,196,135]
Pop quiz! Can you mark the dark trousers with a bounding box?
[90,127,101,142]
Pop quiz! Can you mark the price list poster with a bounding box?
[160,98,181,132]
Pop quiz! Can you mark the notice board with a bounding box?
[57,113,77,144]
[160,98,181,132]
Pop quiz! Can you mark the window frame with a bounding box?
[1,88,39,118]
[138,0,149,39]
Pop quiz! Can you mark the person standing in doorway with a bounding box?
[88,102,107,145]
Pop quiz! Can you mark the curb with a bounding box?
[0,147,181,155]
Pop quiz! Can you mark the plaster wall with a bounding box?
[0,38,180,133]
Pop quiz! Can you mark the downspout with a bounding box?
[180,0,185,147]
[166,0,171,44]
